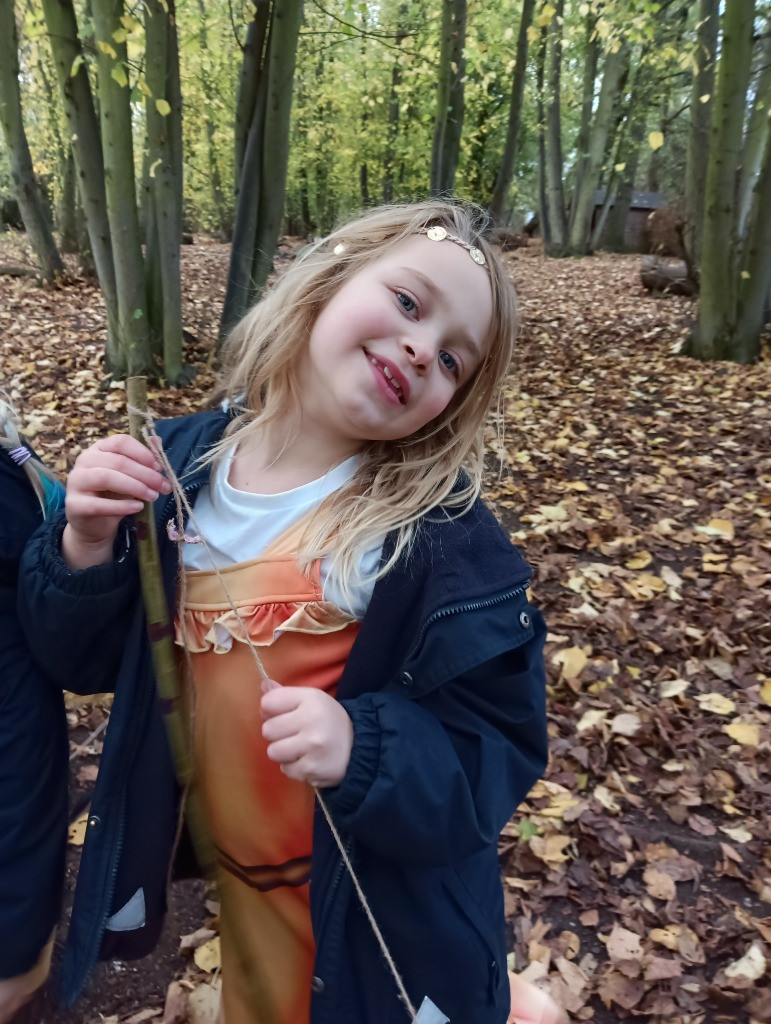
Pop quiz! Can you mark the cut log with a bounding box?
[640,255,698,297]
[0,262,40,277]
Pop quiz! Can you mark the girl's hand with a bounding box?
[507,972,565,1024]
[63,434,171,569]
[260,682,353,788]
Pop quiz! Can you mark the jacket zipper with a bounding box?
[404,581,530,664]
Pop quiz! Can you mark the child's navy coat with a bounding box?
[0,449,67,981]
[20,410,548,1023]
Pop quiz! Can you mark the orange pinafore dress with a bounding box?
[175,519,360,1024]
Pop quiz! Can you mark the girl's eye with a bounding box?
[396,291,417,315]
[439,350,459,376]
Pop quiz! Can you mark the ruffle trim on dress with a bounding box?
[175,600,357,654]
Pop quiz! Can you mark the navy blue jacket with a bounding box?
[19,410,547,1022]
[0,449,67,980]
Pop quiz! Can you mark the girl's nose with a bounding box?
[400,334,432,372]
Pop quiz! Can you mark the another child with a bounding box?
[20,201,550,1023]
[0,402,67,1024]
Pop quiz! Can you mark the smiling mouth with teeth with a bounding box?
[369,355,405,404]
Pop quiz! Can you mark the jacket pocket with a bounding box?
[441,867,504,1008]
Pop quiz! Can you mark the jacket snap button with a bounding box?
[311,976,325,994]
[518,611,530,629]
[88,815,100,828]
[399,671,414,687]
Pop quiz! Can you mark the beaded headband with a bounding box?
[332,224,487,268]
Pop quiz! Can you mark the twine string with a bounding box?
[132,405,419,1022]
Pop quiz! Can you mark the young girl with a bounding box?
[20,200,550,1024]
[0,402,67,1024]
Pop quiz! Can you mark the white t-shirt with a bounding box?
[182,447,382,619]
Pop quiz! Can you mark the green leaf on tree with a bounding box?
[155,98,171,116]
[111,64,128,87]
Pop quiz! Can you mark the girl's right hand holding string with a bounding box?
[63,435,171,569]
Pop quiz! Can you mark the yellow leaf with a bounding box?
[699,93,711,103]
[720,824,753,843]
[659,678,689,698]
[695,693,736,715]
[120,14,141,32]
[724,721,759,746]
[614,162,626,172]
[149,158,162,179]
[552,646,588,680]
[648,130,664,151]
[68,811,89,846]
[696,518,735,539]
[193,936,221,973]
[725,943,767,981]
[741,270,751,280]
[760,678,771,706]
[625,550,653,570]
[576,708,607,732]
[155,98,171,116]
[111,64,128,87]
[70,54,85,77]
[112,27,127,43]
[138,77,152,98]
[97,40,117,58]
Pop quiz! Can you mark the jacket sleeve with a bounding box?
[322,608,548,865]
[17,510,140,694]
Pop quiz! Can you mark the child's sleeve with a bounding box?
[323,607,547,865]
[17,510,139,694]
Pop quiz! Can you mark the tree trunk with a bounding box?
[382,5,408,203]
[0,0,64,284]
[430,0,467,195]
[196,0,231,237]
[737,30,771,243]
[735,128,771,361]
[42,0,119,356]
[566,43,629,255]
[535,25,552,251]
[684,0,719,271]
[543,0,567,253]
[234,0,271,192]
[91,0,151,377]
[689,0,755,361]
[221,0,304,341]
[489,0,536,222]
[144,0,184,383]
[58,148,79,253]
[567,10,599,241]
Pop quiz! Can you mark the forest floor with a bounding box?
[1,231,770,1024]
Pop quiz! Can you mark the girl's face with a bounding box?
[296,234,493,454]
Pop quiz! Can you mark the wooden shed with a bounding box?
[593,189,665,252]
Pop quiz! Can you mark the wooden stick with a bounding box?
[126,376,214,872]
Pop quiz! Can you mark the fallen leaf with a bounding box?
[724,942,767,981]
[724,721,760,746]
[193,937,221,973]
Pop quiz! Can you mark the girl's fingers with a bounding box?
[71,465,168,502]
[265,735,304,764]
[261,710,299,743]
[66,496,145,518]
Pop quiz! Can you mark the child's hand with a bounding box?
[63,434,171,569]
[507,972,565,1024]
[260,681,353,788]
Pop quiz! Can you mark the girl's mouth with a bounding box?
[366,353,408,405]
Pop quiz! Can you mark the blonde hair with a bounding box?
[0,398,63,517]
[213,199,518,602]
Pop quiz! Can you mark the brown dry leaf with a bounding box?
[643,865,677,901]
[187,979,222,1024]
[605,925,643,962]
[179,927,217,953]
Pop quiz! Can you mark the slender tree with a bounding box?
[683,0,719,272]
[541,0,567,252]
[489,0,536,222]
[0,0,64,283]
[430,0,467,194]
[221,0,305,341]
[689,0,760,361]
